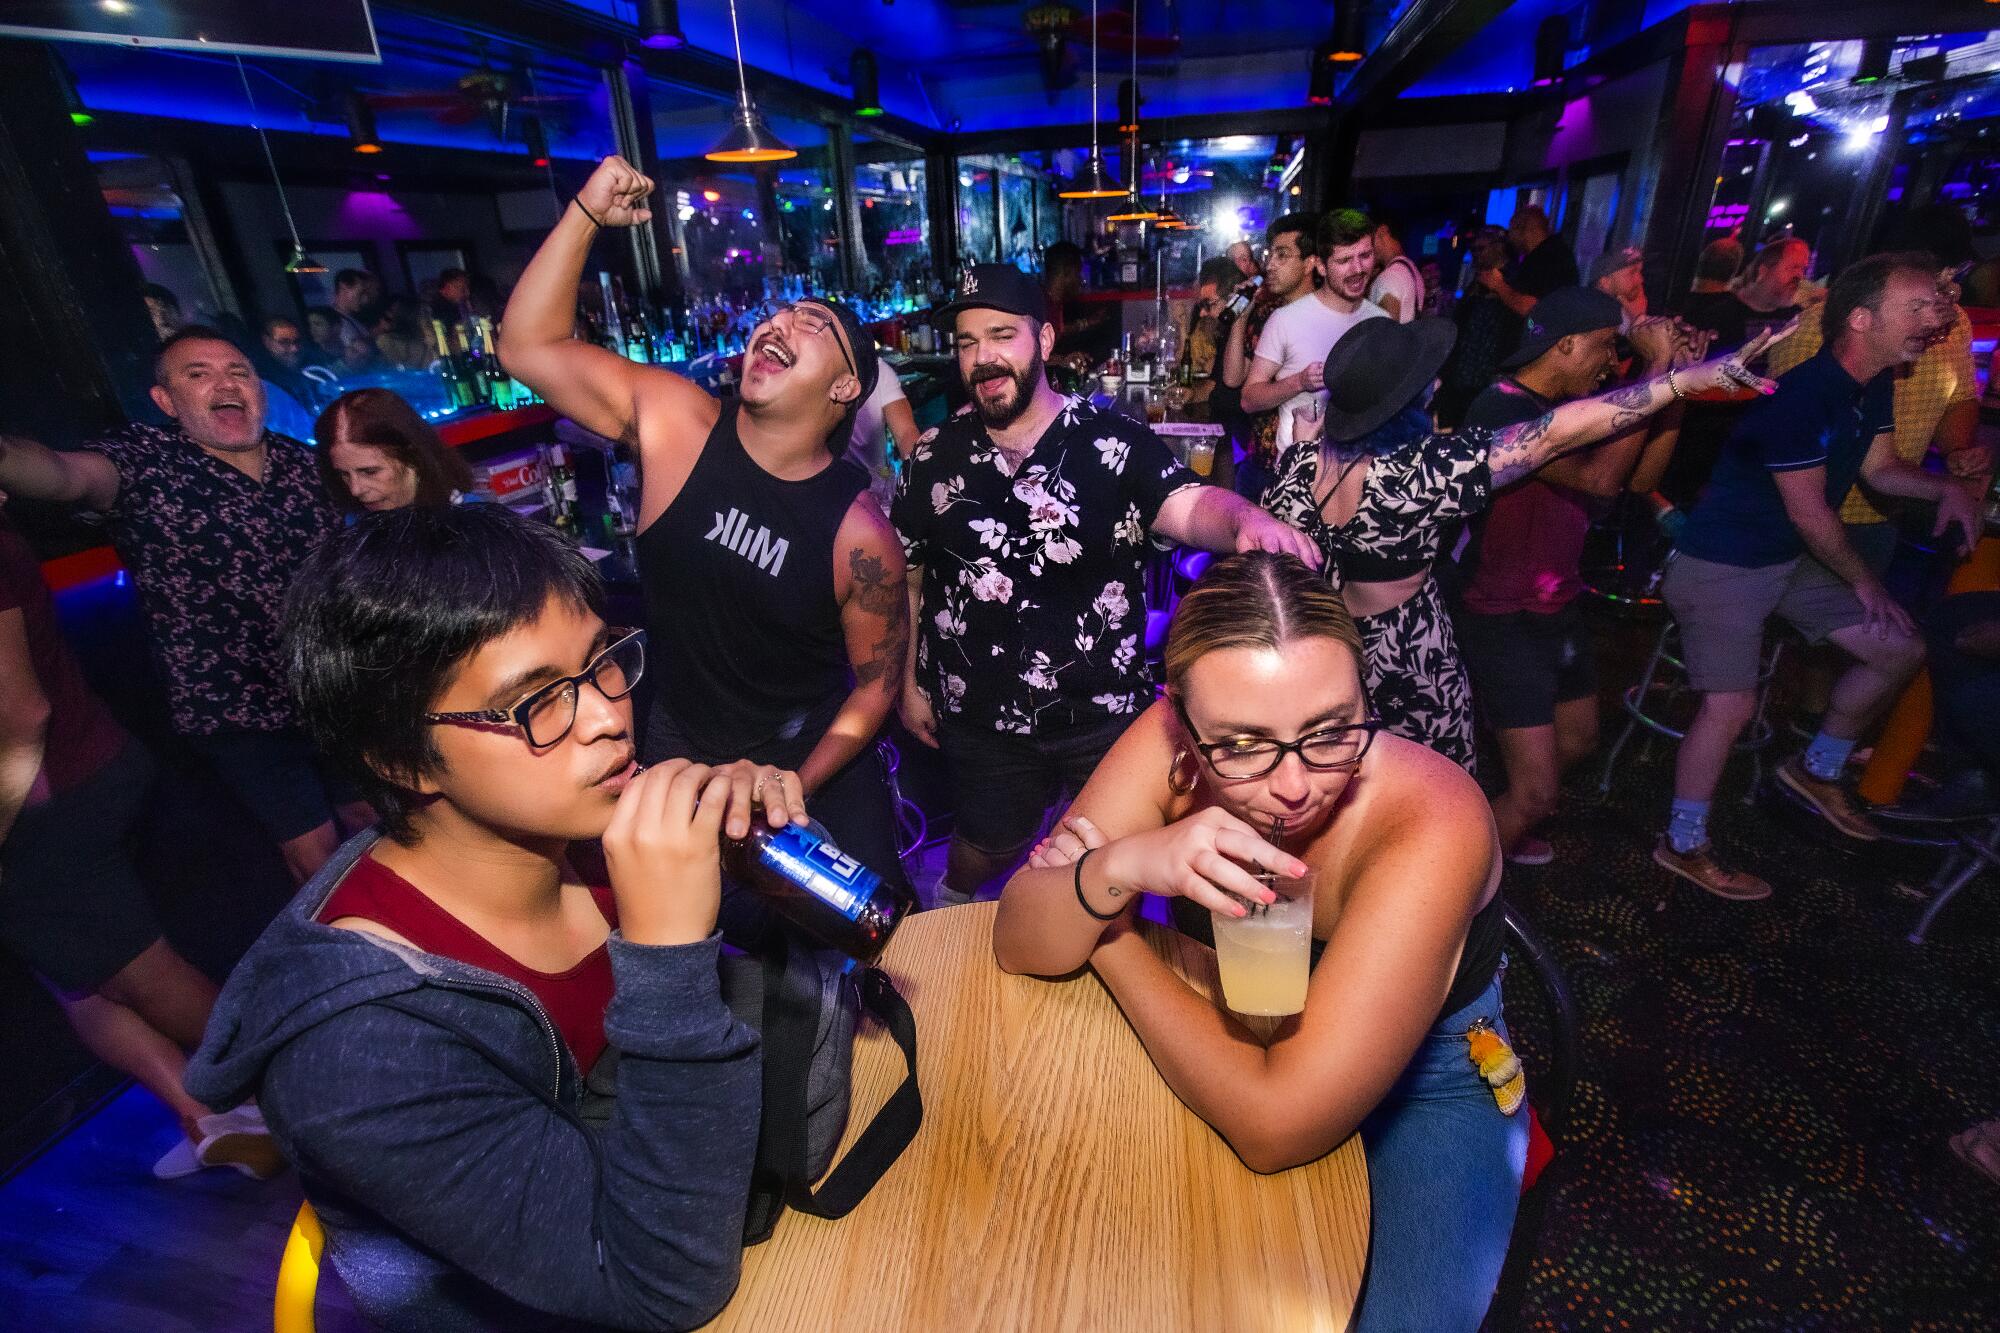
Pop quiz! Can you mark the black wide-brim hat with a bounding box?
[1321,316,1456,444]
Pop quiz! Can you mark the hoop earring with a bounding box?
[1168,748,1200,796]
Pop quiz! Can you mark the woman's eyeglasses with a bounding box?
[1171,695,1380,780]
[425,629,646,749]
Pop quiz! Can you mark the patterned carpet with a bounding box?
[1482,621,2000,1330]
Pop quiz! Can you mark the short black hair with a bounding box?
[282,505,606,842]
[1266,211,1317,252]
[1196,256,1241,291]
[1823,251,1938,353]
[334,268,374,293]
[1318,208,1373,259]
[153,324,250,386]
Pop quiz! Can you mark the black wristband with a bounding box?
[1071,847,1123,922]
[573,197,604,229]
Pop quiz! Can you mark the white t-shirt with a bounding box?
[1252,292,1388,448]
[1368,256,1423,324]
[845,368,909,508]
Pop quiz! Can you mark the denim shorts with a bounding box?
[1354,969,1528,1332]
[936,713,1136,856]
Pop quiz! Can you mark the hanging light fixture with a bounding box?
[346,92,382,154]
[851,49,884,118]
[1330,1,1365,63]
[1107,6,1158,221]
[1057,0,1125,198]
[706,0,797,162]
[522,115,551,168]
[639,0,688,50]
[235,58,324,275]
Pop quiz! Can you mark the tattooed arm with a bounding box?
[801,497,910,795]
[1485,324,1792,489]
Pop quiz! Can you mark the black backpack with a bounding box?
[720,929,922,1243]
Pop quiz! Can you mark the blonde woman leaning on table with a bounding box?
[994,552,1521,1333]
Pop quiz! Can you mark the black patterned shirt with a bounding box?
[88,424,339,735]
[892,396,1200,734]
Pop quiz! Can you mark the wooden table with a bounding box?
[706,902,1370,1333]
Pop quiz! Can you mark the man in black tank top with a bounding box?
[501,156,911,891]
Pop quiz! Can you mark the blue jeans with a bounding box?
[1355,970,1527,1332]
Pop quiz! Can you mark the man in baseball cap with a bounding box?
[1456,286,1684,869]
[1588,245,1648,324]
[895,261,1319,905]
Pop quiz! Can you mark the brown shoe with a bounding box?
[1777,756,1881,842]
[1652,838,1773,901]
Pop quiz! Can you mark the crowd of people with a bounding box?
[1,151,1996,1331]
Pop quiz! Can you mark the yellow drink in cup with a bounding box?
[1210,868,1313,1016]
[1186,437,1216,477]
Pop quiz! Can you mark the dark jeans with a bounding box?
[937,713,1137,858]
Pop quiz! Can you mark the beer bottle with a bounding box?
[722,821,916,963]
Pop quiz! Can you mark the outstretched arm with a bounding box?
[1152,483,1323,570]
[0,434,119,512]
[1485,323,1792,489]
[499,156,711,447]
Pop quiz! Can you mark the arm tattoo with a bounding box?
[848,546,911,688]
[1602,379,1657,411]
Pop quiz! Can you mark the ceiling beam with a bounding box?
[387,0,939,149]
[1336,0,1522,110]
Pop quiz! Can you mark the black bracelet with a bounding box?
[573,197,604,229]
[1072,847,1123,921]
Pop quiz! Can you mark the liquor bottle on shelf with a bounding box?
[460,325,495,407]
[540,443,579,535]
[436,321,478,410]
[477,319,513,411]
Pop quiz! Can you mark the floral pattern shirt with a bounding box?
[88,424,339,735]
[892,395,1201,734]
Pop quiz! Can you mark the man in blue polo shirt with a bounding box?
[1656,253,1982,899]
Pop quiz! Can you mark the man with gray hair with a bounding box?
[0,327,357,882]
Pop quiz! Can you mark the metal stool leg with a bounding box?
[1598,621,1675,795]
[1908,819,2000,945]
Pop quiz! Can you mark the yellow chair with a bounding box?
[274,1199,325,1333]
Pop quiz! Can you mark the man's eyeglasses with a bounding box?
[425,630,646,748]
[755,300,857,382]
[1171,695,1380,780]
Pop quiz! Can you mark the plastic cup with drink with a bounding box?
[1210,828,1314,1017]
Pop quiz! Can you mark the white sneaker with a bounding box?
[152,1135,205,1180]
[195,1107,288,1179]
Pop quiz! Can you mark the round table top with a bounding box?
[705,901,1370,1332]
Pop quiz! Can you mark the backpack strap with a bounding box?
[748,933,922,1235]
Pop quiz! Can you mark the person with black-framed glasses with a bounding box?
[187,505,791,1331]
[501,155,913,899]
[993,552,1521,1333]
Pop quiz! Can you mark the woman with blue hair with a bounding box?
[1262,316,1786,770]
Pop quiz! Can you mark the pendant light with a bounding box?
[346,92,382,155]
[705,0,797,163]
[235,58,324,275]
[639,0,688,50]
[1058,0,1126,198]
[1106,4,1158,221]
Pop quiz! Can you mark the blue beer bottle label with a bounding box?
[754,825,882,921]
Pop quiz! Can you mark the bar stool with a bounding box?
[1907,815,2000,945]
[1596,617,1788,805]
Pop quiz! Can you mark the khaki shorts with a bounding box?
[1662,551,1864,693]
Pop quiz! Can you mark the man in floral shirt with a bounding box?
[0,328,357,883]
[894,265,1319,904]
